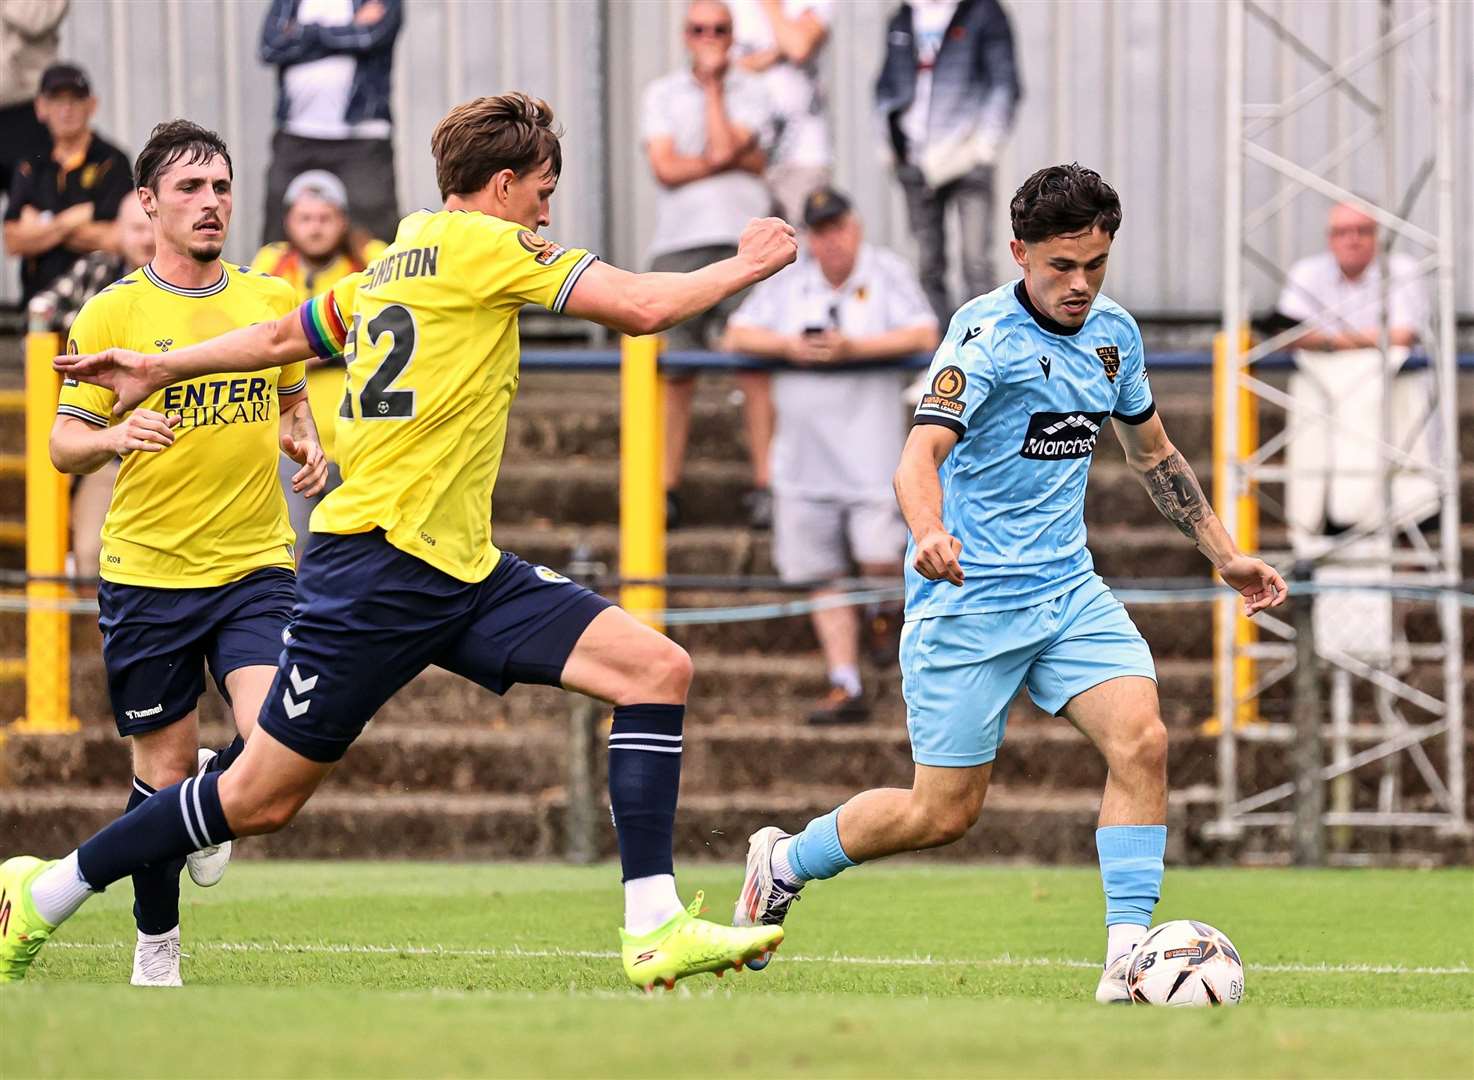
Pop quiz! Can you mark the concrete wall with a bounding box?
[9,0,1466,316]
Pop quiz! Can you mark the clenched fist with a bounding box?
[737,217,798,282]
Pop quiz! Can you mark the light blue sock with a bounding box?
[1096,825,1166,927]
[787,807,856,882]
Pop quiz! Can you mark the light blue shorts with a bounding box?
[900,574,1156,768]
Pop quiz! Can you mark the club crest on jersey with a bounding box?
[517,229,567,266]
[919,365,966,418]
[1019,411,1107,460]
[1096,345,1120,382]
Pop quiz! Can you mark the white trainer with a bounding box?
[1095,949,1136,1004]
[131,928,183,987]
[732,826,802,972]
[186,747,232,887]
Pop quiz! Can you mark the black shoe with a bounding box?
[743,487,773,530]
[806,686,869,725]
[866,609,903,668]
[665,490,684,530]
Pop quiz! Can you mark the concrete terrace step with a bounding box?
[0,785,1129,864]
[8,722,1465,813]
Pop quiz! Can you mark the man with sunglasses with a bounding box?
[642,0,778,530]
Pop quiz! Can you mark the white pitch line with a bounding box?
[46,940,1473,977]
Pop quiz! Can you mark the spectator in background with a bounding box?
[258,0,402,244]
[876,0,1021,324]
[724,188,939,723]
[730,0,833,222]
[3,63,131,304]
[0,0,68,199]
[252,169,385,556]
[28,192,154,592]
[643,0,777,529]
[1278,200,1426,349]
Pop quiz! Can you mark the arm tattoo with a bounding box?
[1143,451,1210,541]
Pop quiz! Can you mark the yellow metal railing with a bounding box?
[17,331,76,732]
[1211,328,1259,731]
[619,335,665,631]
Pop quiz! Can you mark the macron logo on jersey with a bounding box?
[1020,411,1107,460]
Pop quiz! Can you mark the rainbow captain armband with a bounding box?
[299,292,349,360]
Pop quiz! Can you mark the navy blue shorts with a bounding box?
[98,567,296,737]
[256,530,613,763]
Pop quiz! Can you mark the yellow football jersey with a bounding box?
[58,262,307,587]
[250,240,387,460]
[298,210,596,582]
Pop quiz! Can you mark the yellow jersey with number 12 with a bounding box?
[57,262,305,587]
[298,210,596,583]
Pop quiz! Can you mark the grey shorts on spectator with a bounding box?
[773,495,906,584]
[651,245,746,353]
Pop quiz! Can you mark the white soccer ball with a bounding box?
[1126,919,1245,1007]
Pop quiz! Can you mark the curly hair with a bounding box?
[1010,163,1122,244]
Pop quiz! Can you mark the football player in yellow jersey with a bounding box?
[16,93,797,991]
[250,169,387,557]
[43,121,326,987]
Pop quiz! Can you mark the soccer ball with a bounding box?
[1125,920,1245,1007]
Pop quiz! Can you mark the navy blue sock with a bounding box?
[124,778,186,935]
[607,704,683,882]
[78,771,236,893]
[202,734,246,773]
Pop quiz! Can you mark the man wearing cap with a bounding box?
[252,169,386,556]
[3,62,132,303]
[724,188,939,723]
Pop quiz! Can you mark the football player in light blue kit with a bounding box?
[734,164,1288,1000]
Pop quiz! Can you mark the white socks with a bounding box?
[1107,922,1148,967]
[623,874,682,936]
[770,836,803,887]
[828,665,862,698]
[30,852,95,926]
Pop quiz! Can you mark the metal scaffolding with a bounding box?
[1213,0,1465,852]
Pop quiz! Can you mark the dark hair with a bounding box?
[134,120,233,191]
[1010,163,1122,244]
[431,93,563,200]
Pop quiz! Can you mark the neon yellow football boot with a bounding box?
[620,891,784,992]
[0,857,58,982]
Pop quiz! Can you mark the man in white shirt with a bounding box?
[258,0,402,243]
[729,0,833,222]
[725,188,939,723]
[642,0,778,528]
[1278,200,1427,349]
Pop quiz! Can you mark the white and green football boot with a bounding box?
[620,891,783,992]
[0,856,58,983]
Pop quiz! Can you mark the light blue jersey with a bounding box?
[906,280,1155,619]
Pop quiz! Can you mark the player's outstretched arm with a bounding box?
[1117,412,1288,615]
[895,423,965,587]
[54,311,315,417]
[562,217,797,337]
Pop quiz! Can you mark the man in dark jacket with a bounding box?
[258,0,402,244]
[875,0,1020,323]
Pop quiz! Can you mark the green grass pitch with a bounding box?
[9,861,1472,1078]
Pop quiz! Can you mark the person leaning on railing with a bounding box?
[722,187,939,724]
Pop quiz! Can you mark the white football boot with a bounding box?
[1094,949,1136,1004]
[732,826,802,971]
[186,747,232,887]
[131,927,183,987]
